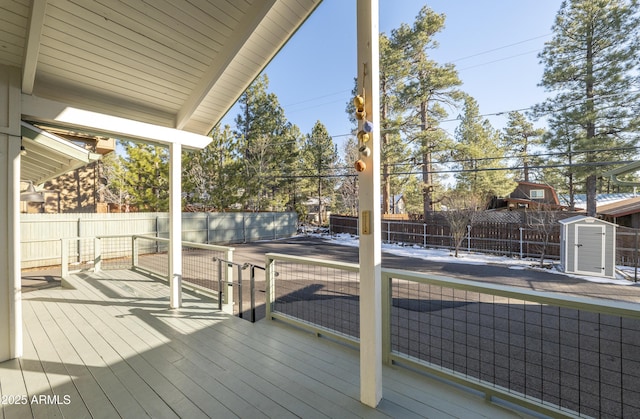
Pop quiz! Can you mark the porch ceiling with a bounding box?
[1,0,322,136]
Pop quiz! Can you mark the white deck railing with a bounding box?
[60,235,235,305]
[265,252,640,418]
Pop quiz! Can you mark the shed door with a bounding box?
[574,224,605,276]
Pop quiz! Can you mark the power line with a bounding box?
[271,159,635,180]
[457,49,542,72]
[448,33,552,63]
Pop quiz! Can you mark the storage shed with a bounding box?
[559,216,617,278]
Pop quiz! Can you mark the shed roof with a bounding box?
[558,215,617,226]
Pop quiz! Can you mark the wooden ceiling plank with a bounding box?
[37,51,186,109]
[40,19,202,91]
[46,2,210,70]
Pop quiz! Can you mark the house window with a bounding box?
[530,189,545,199]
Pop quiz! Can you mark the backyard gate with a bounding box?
[559,216,617,278]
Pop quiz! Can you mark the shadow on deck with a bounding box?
[2,269,531,418]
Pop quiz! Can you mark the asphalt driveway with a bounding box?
[230,234,640,306]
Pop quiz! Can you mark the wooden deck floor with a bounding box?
[2,269,531,418]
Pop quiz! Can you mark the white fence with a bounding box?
[21,212,297,269]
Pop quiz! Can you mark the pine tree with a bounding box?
[234,74,299,211]
[391,5,463,216]
[501,111,545,182]
[535,0,640,203]
[336,136,360,216]
[454,96,515,203]
[183,124,243,211]
[300,121,339,225]
[119,142,169,211]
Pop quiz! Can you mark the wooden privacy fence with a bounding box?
[330,214,640,269]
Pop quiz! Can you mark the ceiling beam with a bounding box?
[22,94,212,150]
[22,0,48,94]
[175,0,277,130]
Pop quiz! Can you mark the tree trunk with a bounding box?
[381,87,390,214]
[586,174,597,217]
[420,100,433,216]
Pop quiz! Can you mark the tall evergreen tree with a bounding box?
[119,142,169,211]
[183,124,243,210]
[391,5,463,216]
[234,74,299,211]
[535,0,640,204]
[336,136,360,216]
[501,111,545,182]
[454,96,515,203]
[300,121,339,225]
[379,33,407,214]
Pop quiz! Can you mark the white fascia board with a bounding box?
[21,121,96,163]
[22,95,212,150]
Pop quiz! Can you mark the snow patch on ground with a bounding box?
[311,232,638,286]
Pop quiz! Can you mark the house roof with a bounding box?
[559,193,639,208]
[2,0,322,181]
[510,181,561,205]
[597,196,640,218]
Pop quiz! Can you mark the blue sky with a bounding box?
[220,1,562,151]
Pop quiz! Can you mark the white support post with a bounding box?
[169,142,182,309]
[357,0,382,408]
[0,64,22,361]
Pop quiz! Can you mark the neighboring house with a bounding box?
[385,194,406,214]
[558,193,640,227]
[597,197,640,228]
[303,197,331,225]
[22,134,115,214]
[493,181,564,210]
[561,192,638,209]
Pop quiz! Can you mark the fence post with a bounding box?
[423,223,427,248]
[519,227,524,259]
[216,258,223,311]
[635,229,638,282]
[76,217,81,263]
[94,237,101,273]
[155,215,159,253]
[206,212,210,244]
[386,221,390,243]
[243,213,247,243]
[61,238,69,278]
[467,225,471,253]
[237,264,243,318]
[265,255,275,320]
[132,236,138,269]
[381,271,391,365]
[225,248,234,309]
